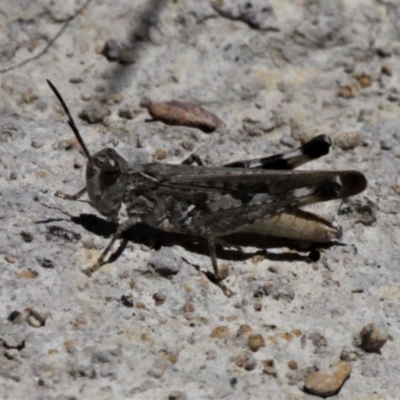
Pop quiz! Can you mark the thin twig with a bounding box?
[0,0,93,74]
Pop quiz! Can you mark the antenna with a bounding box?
[47,79,93,164]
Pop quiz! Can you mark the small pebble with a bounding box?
[101,39,120,60]
[182,140,194,151]
[81,236,95,250]
[57,137,80,152]
[79,104,110,124]
[25,308,46,327]
[140,98,224,133]
[253,287,265,298]
[20,231,33,243]
[248,334,265,352]
[4,255,17,263]
[235,351,257,371]
[242,116,275,137]
[292,329,302,337]
[118,106,134,119]
[309,332,328,350]
[69,365,96,379]
[218,264,230,281]
[206,349,217,360]
[279,134,297,148]
[230,377,238,386]
[64,340,77,354]
[376,48,391,57]
[101,39,135,64]
[182,303,195,313]
[380,138,393,150]
[36,377,45,386]
[8,311,23,324]
[236,324,254,338]
[262,359,277,377]
[334,131,360,150]
[358,323,388,353]
[148,248,183,277]
[288,360,298,370]
[19,269,38,279]
[136,302,146,310]
[387,92,399,102]
[251,255,265,264]
[381,65,392,76]
[338,86,355,99]
[210,326,230,339]
[31,140,43,149]
[153,291,166,305]
[154,148,167,160]
[147,360,166,379]
[36,257,55,269]
[280,332,294,342]
[120,294,134,308]
[340,349,361,362]
[304,361,352,398]
[69,77,83,84]
[160,350,178,364]
[354,73,373,88]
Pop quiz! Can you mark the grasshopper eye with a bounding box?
[92,148,121,171]
[103,157,119,171]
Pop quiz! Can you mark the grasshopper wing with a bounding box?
[135,165,367,237]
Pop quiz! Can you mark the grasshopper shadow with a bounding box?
[71,214,118,237]
[71,213,339,264]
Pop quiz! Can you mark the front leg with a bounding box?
[55,187,87,201]
[181,153,204,166]
[206,233,236,297]
[207,233,221,281]
[83,218,138,277]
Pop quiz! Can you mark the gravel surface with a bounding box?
[1,0,400,399]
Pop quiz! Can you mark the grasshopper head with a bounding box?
[86,148,129,220]
[47,80,130,221]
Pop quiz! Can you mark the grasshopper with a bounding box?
[47,80,367,281]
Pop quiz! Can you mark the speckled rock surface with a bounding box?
[1,0,400,398]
